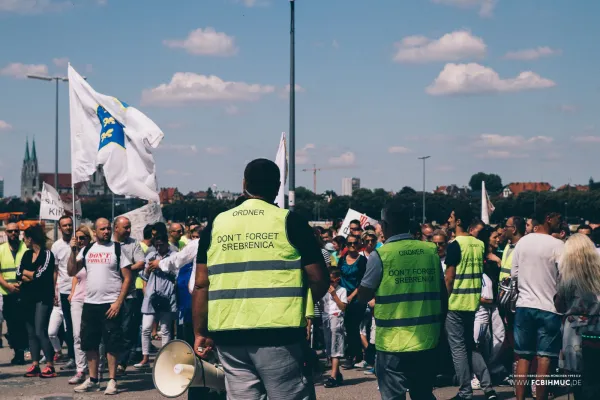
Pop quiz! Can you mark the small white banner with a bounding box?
[338,208,378,237]
[40,182,82,223]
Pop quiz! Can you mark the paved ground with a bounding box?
[0,341,573,400]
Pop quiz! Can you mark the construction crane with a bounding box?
[301,164,350,194]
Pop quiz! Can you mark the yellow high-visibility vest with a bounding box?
[448,235,484,312]
[0,241,27,296]
[499,243,514,282]
[207,199,306,331]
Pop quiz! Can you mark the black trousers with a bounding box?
[3,294,28,352]
[24,300,54,363]
[60,293,75,359]
[118,295,142,367]
[377,349,437,400]
[344,301,367,362]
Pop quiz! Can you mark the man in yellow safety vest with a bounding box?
[191,158,329,400]
[357,204,447,399]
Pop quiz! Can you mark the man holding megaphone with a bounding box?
[191,159,330,400]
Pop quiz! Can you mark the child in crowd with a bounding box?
[321,267,347,388]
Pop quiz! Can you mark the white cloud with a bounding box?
[157,144,198,155]
[0,120,12,131]
[475,134,553,147]
[236,0,268,7]
[163,28,238,57]
[225,105,239,115]
[388,146,412,154]
[332,39,339,49]
[574,136,600,143]
[558,104,577,113]
[426,63,556,96]
[329,151,356,166]
[205,146,228,155]
[296,144,315,165]
[281,84,305,98]
[0,0,70,13]
[476,150,528,159]
[141,72,275,106]
[0,63,48,79]
[431,0,497,18]
[53,57,69,67]
[503,46,561,61]
[393,30,486,63]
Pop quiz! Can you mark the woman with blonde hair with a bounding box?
[555,233,600,400]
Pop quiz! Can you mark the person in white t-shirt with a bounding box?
[67,218,132,396]
[320,267,347,389]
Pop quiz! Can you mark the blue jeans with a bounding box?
[514,307,562,358]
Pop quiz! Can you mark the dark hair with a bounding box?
[452,204,474,230]
[186,217,200,227]
[511,216,526,236]
[328,267,341,279]
[533,211,561,227]
[592,227,600,246]
[143,224,153,240]
[560,221,571,239]
[349,219,361,226]
[24,224,47,250]
[235,195,247,206]
[364,225,376,232]
[577,224,592,232]
[333,235,346,249]
[478,225,495,254]
[192,226,203,235]
[469,218,485,231]
[152,222,168,237]
[244,159,280,199]
[313,227,325,248]
[382,204,411,234]
[58,215,73,226]
[153,233,169,245]
[346,235,361,244]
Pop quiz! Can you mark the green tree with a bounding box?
[399,186,416,195]
[469,172,503,193]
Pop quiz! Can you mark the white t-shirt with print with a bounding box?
[77,242,131,305]
[52,239,74,295]
[321,285,347,318]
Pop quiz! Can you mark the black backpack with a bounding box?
[82,242,122,275]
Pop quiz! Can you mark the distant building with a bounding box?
[0,177,3,198]
[342,177,360,196]
[159,188,183,205]
[502,182,553,198]
[215,191,239,201]
[556,184,589,192]
[434,184,470,197]
[21,138,110,200]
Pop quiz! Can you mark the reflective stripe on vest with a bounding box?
[0,241,27,296]
[374,240,442,352]
[499,243,514,282]
[448,236,484,312]
[207,199,305,332]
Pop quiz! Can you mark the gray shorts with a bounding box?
[217,343,314,400]
[323,315,345,358]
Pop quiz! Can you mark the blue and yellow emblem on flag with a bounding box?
[97,98,128,151]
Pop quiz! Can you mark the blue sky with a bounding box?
[1,0,599,197]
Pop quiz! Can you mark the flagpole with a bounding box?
[288,0,296,211]
[72,184,77,229]
[111,193,115,222]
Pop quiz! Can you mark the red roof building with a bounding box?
[502,182,553,198]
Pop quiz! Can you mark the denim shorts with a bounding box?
[514,307,562,358]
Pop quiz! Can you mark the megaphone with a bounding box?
[153,339,226,398]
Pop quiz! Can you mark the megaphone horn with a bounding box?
[153,339,226,398]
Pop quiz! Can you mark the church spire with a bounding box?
[24,137,30,162]
[31,137,37,161]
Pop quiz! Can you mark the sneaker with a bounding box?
[104,379,118,395]
[364,368,375,375]
[485,391,499,400]
[471,375,481,390]
[74,378,101,393]
[40,365,57,378]
[61,359,76,371]
[53,352,63,363]
[69,371,86,385]
[354,360,369,369]
[341,360,355,370]
[134,362,151,370]
[24,364,41,377]
[324,377,340,388]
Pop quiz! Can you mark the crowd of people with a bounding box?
[1,180,600,399]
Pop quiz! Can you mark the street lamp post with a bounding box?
[27,75,68,241]
[288,0,296,211]
[418,156,430,224]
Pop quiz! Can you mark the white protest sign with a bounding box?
[117,202,164,241]
[40,183,82,223]
[338,209,378,237]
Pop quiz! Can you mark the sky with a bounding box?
[1,0,599,197]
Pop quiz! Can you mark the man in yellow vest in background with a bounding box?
[357,205,447,400]
[192,158,329,400]
[499,216,525,283]
[445,206,498,400]
[0,221,29,365]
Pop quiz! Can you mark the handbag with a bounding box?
[149,273,172,313]
[498,276,518,313]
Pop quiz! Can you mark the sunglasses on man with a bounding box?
[6,229,19,234]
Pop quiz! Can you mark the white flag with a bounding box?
[275,132,287,208]
[481,181,495,224]
[338,209,378,238]
[117,202,164,241]
[68,64,164,202]
[40,182,82,223]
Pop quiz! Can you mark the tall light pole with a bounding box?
[288,0,296,211]
[27,75,68,240]
[418,156,431,224]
